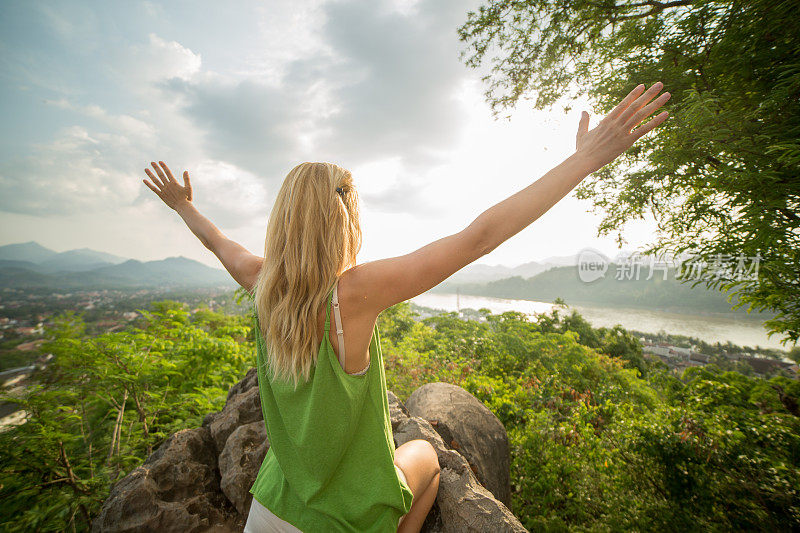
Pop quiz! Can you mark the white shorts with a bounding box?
[244,467,410,532]
[244,498,304,533]
[395,464,410,527]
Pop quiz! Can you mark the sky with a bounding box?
[0,0,658,270]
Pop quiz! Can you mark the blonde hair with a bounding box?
[254,162,362,389]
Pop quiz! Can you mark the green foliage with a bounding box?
[0,303,253,532]
[458,0,800,344]
[3,298,798,530]
[380,305,800,530]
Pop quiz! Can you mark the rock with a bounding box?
[204,383,262,456]
[91,427,239,533]
[94,370,527,533]
[406,382,512,507]
[218,421,269,515]
[393,408,527,532]
[388,390,410,430]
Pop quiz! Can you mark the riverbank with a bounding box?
[410,292,789,351]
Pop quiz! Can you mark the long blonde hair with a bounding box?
[254,162,362,389]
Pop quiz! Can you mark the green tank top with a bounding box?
[249,282,414,532]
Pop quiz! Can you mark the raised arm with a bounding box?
[349,82,670,314]
[143,161,263,292]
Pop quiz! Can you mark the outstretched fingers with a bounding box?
[143,177,163,199]
[144,167,164,188]
[159,161,177,183]
[632,110,669,140]
[625,90,671,132]
[148,162,168,187]
[619,82,664,126]
[605,84,646,122]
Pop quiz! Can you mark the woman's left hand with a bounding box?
[143,161,193,212]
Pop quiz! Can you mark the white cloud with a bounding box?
[43,98,156,141]
[127,33,203,84]
[187,159,269,229]
[0,126,140,215]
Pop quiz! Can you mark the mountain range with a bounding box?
[0,242,234,289]
[435,265,771,316]
[1,241,585,290]
[2,243,753,316]
[447,254,580,283]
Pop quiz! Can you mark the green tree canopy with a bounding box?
[458,0,800,344]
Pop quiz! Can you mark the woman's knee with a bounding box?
[418,440,440,475]
[395,439,440,487]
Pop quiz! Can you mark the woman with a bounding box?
[143,82,670,532]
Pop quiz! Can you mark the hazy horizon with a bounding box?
[0,239,590,270]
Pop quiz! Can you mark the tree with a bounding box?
[0,304,252,532]
[457,0,800,344]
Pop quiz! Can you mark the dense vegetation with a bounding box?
[1,296,798,531]
[0,299,254,531]
[458,0,800,344]
[382,303,800,530]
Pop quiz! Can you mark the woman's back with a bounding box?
[249,278,414,532]
[313,271,374,376]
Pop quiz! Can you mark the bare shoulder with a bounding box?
[338,265,377,321]
[335,229,486,315]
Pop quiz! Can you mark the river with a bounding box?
[410,292,788,351]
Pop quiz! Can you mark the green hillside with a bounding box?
[2,296,797,531]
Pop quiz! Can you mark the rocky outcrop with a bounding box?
[218,421,269,515]
[405,382,512,507]
[389,394,527,533]
[93,371,528,532]
[91,427,240,532]
[203,369,262,456]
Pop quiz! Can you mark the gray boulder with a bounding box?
[203,369,263,455]
[90,427,239,532]
[405,381,512,507]
[218,420,269,515]
[93,371,527,533]
[390,395,527,533]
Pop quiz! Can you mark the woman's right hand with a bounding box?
[575,81,671,172]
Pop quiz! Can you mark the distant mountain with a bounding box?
[435,264,773,316]
[451,260,554,283]
[0,242,58,263]
[0,242,130,273]
[0,241,234,289]
[38,248,129,273]
[0,259,49,273]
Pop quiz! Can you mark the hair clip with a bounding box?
[335,186,345,196]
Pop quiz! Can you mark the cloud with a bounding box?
[186,159,269,229]
[0,126,140,216]
[128,33,202,83]
[0,25,209,218]
[317,0,469,169]
[150,0,475,217]
[1,0,476,221]
[43,98,156,141]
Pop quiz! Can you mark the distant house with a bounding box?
[644,345,673,358]
[671,346,692,358]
